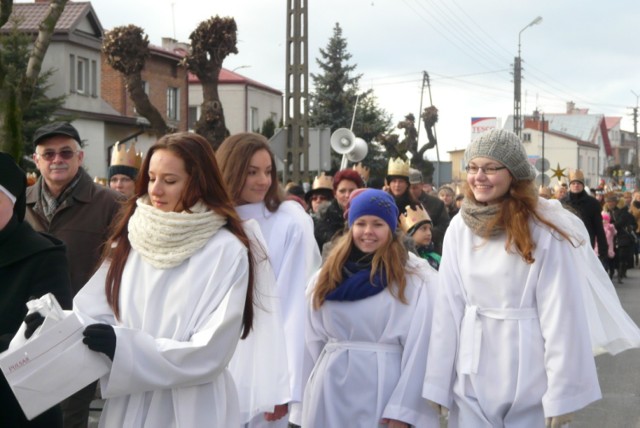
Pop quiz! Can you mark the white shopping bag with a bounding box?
[0,311,110,420]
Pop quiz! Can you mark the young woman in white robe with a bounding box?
[303,189,439,428]
[73,133,257,427]
[422,129,640,427]
[216,133,322,427]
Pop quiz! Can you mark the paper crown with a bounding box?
[111,142,143,169]
[352,163,370,182]
[569,169,584,184]
[312,172,333,190]
[399,204,432,233]
[387,157,410,177]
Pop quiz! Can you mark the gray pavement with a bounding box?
[573,266,640,428]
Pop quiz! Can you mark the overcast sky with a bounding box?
[90,0,640,161]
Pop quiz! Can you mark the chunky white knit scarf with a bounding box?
[128,196,226,269]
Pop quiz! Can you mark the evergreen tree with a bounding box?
[310,23,392,173]
[260,117,276,139]
[0,19,66,165]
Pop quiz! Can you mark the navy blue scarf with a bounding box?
[325,248,388,302]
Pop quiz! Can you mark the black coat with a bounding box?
[0,217,72,427]
[417,192,450,255]
[562,190,608,259]
[314,199,346,252]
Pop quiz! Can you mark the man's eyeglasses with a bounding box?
[465,165,507,175]
[36,149,78,161]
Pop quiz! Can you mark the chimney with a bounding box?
[566,101,575,114]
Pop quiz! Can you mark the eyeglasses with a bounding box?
[311,195,329,202]
[36,149,78,161]
[465,165,507,175]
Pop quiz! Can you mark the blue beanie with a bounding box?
[348,189,399,231]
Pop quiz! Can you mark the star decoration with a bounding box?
[551,163,566,181]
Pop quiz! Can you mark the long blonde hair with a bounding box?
[311,228,409,309]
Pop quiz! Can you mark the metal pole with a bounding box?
[514,16,542,137]
[416,72,426,141]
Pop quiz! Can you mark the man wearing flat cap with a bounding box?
[25,122,124,428]
[561,169,608,262]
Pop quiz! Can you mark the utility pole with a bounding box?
[513,17,542,137]
[284,0,309,183]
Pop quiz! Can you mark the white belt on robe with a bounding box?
[323,339,402,354]
[459,305,537,375]
[319,339,402,414]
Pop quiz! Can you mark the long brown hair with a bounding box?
[215,133,284,212]
[311,227,409,309]
[463,178,574,264]
[102,132,255,338]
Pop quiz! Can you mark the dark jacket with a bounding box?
[25,168,124,295]
[314,198,346,252]
[0,217,73,427]
[417,192,450,254]
[562,190,608,259]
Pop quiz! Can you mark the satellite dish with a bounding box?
[330,128,356,154]
[346,138,368,162]
[535,173,550,187]
[535,157,550,172]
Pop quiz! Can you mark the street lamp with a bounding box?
[514,16,543,137]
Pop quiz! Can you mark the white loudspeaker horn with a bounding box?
[347,138,368,162]
[330,128,356,154]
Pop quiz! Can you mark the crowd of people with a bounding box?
[2,123,640,428]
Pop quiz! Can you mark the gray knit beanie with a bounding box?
[464,129,536,181]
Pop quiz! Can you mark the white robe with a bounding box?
[228,221,291,423]
[423,201,603,427]
[302,255,440,427]
[74,227,250,428]
[235,201,322,427]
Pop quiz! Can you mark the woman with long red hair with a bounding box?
[73,132,256,427]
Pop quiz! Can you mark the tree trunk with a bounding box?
[125,73,168,137]
[194,69,228,151]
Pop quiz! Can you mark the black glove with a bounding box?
[24,312,45,339]
[83,324,116,361]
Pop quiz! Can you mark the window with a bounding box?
[70,55,96,96]
[76,57,89,94]
[522,132,531,142]
[167,87,179,121]
[188,106,199,130]
[250,107,259,132]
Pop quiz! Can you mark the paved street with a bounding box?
[91,268,640,428]
[573,267,640,427]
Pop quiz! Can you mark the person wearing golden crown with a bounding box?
[399,204,440,270]
[304,173,334,215]
[109,142,142,199]
[385,157,420,215]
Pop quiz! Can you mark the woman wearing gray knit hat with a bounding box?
[423,128,640,427]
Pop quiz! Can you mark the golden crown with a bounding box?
[312,172,333,190]
[387,157,410,177]
[399,204,432,233]
[111,142,143,169]
[352,163,370,182]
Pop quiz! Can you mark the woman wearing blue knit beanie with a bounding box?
[423,128,640,427]
[302,188,440,427]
